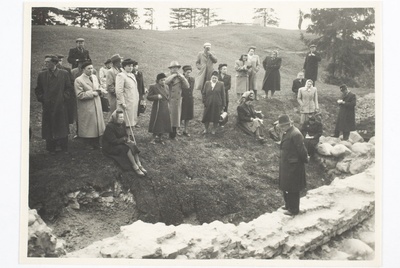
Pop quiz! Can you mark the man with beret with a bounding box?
[303,44,321,86]
[34,55,73,154]
[68,38,91,69]
[106,54,123,116]
[332,84,356,141]
[278,114,309,216]
[194,42,218,91]
[217,63,231,112]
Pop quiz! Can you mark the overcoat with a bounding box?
[248,54,261,91]
[235,60,251,94]
[194,51,218,91]
[335,91,356,132]
[35,68,72,140]
[181,76,195,121]
[297,86,319,114]
[74,73,105,138]
[106,67,121,114]
[116,70,139,127]
[303,52,321,83]
[166,74,190,127]
[202,81,225,123]
[57,64,76,124]
[134,71,146,116]
[292,78,306,94]
[237,101,262,135]
[99,67,109,90]
[218,73,231,109]
[262,56,281,92]
[67,47,91,69]
[147,83,172,134]
[301,120,323,149]
[279,126,309,192]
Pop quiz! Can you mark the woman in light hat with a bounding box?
[237,90,265,143]
[247,46,261,100]
[165,61,190,139]
[147,73,172,144]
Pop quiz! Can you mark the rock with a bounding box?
[324,158,338,169]
[351,143,370,155]
[319,136,340,146]
[317,143,333,156]
[28,210,37,226]
[368,136,375,145]
[328,249,351,260]
[349,158,372,175]
[331,144,352,157]
[349,131,364,144]
[340,238,374,260]
[68,199,80,210]
[336,159,352,173]
[339,140,353,149]
[357,231,375,248]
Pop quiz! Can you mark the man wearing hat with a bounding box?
[194,42,218,91]
[181,65,195,136]
[34,55,73,154]
[303,44,321,86]
[278,114,309,216]
[333,84,356,141]
[301,114,323,157]
[106,54,123,116]
[165,61,190,139]
[68,38,91,69]
[71,58,97,81]
[217,64,231,112]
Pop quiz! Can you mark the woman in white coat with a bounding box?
[116,58,139,129]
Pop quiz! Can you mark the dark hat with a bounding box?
[81,61,93,69]
[218,63,227,70]
[340,84,348,91]
[76,58,87,63]
[278,114,292,126]
[110,54,123,62]
[156,73,167,81]
[76,38,85,42]
[308,115,316,121]
[211,70,219,77]
[309,44,317,48]
[121,58,135,67]
[44,54,59,63]
[104,59,112,65]
[182,65,192,71]
[56,54,64,59]
[168,61,181,69]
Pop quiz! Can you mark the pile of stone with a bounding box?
[315,131,375,176]
[28,209,65,257]
[355,93,375,124]
[66,167,375,260]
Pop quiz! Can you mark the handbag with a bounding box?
[100,96,110,112]
[138,100,146,114]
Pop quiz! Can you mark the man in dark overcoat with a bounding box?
[303,44,321,86]
[132,61,147,118]
[278,114,309,216]
[67,38,91,69]
[56,54,75,125]
[333,84,356,140]
[35,55,72,154]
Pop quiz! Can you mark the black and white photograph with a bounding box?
[15,0,386,266]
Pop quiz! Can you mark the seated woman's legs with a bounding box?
[134,154,147,174]
[127,149,145,176]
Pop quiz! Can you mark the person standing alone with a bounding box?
[332,84,356,141]
[303,44,321,86]
[67,38,91,69]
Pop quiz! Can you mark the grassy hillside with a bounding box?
[28,25,374,251]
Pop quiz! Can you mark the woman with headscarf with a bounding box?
[147,73,172,144]
[116,58,139,129]
[202,71,226,135]
[237,90,266,144]
[235,54,252,99]
[102,110,146,177]
[297,79,319,125]
[247,46,261,100]
[262,50,282,99]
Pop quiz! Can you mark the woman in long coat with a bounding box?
[116,58,139,128]
[247,46,261,100]
[74,62,106,148]
[147,73,172,144]
[202,71,226,134]
[237,91,265,143]
[262,50,282,99]
[235,54,252,99]
[102,110,146,177]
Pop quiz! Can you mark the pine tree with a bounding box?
[253,8,279,27]
[97,8,139,29]
[169,8,189,29]
[31,7,68,25]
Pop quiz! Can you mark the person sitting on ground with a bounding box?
[301,114,323,157]
[268,120,283,143]
[102,110,147,177]
[237,90,266,144]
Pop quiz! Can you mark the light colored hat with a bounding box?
[241,90,254,99]
[76,38,85,42]
[168,61,181,69]
[203,42,211,47]
[110,54,123,62]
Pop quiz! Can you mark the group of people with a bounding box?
[34,37,358,212]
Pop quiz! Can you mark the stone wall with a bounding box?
[66,167,375,259]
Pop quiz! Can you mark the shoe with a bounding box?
[202,130,208,135]
[280,206,288,211]
[150,139,156,145]
[133,167,145,177]
[183,132,191,137]
[177,131,182,136]
[138,165,147,174]
[283,210,299,216]
[211,130,216,135]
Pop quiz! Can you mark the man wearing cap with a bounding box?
[333,84,356,140]
[278,114,309,216]
[194,42,218,91]
[74,61,106,149]
[181,65,195,136]
[303,44,321,86]
[217,64,231,112]
[106,54,123,116]
[68,38,91,69]
[35,55,73,154]
[165,61,190,139]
